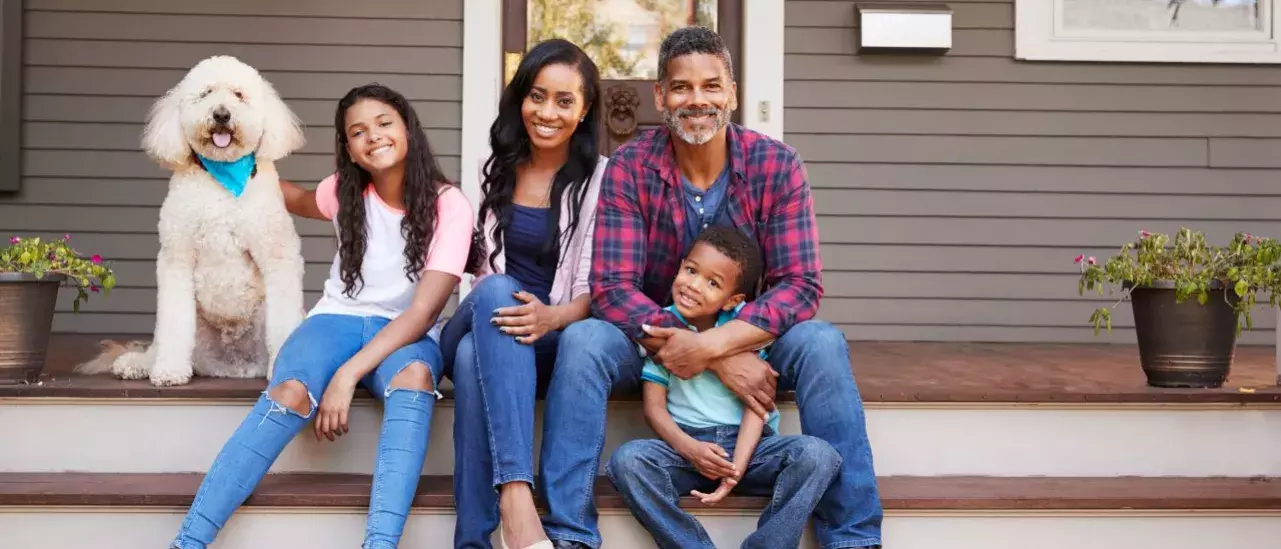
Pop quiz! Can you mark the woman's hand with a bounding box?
[492,291,561,345]
[315,368,358,442]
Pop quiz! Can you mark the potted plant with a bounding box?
[1077,228,1281,388]
[0,234,115,384]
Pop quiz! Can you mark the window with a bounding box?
[1015,0,1281,63]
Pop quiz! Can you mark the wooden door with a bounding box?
[503,0,743,156]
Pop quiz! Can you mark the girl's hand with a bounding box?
[315,370,357,442]
[492,291,560,345]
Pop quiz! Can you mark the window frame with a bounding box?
[1014,0,1281,64]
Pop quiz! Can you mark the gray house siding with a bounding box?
[0,0,463,334]
[784,0,1281,343]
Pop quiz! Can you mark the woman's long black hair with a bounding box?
[333,83,468,298]
[478,38,602,272]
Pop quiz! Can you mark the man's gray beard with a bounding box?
[663,106,731,146]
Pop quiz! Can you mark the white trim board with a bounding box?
[5,509,1281,549]
[1015,0,1281,64]
[458,0,786,295]
[7,403,1280,477]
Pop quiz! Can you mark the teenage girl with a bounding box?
[168,83,475,549]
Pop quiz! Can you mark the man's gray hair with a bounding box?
[657,26,734,85]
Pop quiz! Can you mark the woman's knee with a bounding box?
[267,379,313,416]
[390,361,435,392]
[471,274,522,305]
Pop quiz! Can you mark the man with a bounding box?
[538,26,883,549]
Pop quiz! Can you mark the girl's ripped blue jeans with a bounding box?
[169,313,444,549]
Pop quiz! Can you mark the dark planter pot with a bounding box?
[0,272,63,384]
[1128,280,1239,389]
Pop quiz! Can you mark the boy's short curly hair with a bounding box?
[692,225,763,298]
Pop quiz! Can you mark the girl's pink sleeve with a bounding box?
[423,186,475,278]
[315,174,340,220]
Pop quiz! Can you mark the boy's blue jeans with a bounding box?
[169,313,444,549]
[606,425,842,549]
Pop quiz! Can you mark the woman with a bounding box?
[439,38,605,549]
[168,84,475,549]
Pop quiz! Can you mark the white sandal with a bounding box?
[499,530,554,549]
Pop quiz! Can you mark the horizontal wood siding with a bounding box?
[784,0,1281,343]
[0,0,463,334]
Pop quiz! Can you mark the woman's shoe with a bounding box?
[499,530,554,549]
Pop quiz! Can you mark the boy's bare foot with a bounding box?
[499,482,550,549]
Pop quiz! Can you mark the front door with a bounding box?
[502,0,743,156]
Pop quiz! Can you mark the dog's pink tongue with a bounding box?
[212,132,232,148]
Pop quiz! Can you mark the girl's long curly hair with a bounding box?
[333,84,475,298]
[478,38,602,272]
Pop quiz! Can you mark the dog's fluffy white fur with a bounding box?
[76,56,307,386]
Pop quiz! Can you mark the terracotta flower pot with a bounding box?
[0,272,63,384]
[1127,280,1239,389]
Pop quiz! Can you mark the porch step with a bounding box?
[5,338,1281,477]
[2,473,1279,549]
[5,391,1281,477]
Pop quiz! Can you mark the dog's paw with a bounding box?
[110,352,150,380]
[149,369,192,387]
[147,358,193,387]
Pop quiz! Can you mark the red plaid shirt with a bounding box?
[590,123,823,340]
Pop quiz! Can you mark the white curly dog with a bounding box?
[76,55,307,386]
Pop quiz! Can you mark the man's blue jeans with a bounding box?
[539,318,883,549]
[169,313,445,549]
[606,425,841,549]
[440,274,560,548]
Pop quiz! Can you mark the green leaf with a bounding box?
[1235,279,1249,297]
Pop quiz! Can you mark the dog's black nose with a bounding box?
[212,106,231,125]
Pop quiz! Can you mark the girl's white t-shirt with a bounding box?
[307,173,474,321]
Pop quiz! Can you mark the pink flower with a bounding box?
[1244,233,1254,244]
[1074,254,1085,264]
[90,284,99,293]
[1139,230,1151,239]
[1087,256,1097,265]
[8,236,18,245]
[47,253,55,260]
[63,234,71,241]
[91,254,102,264]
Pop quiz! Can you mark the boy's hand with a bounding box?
[692,477,738,505]
[676,439,738,480]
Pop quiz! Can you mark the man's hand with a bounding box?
[642,324,720,379]
[710,352,779,420]
[675,439,738,481]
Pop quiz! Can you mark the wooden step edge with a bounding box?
[5,374,1281,404]
[2,473,1278,511]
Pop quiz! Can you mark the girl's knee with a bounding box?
[390,361,434,392]
[267,379,313,416]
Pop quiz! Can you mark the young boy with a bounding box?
[606,226,843,549]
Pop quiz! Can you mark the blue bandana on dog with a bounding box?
[197,154,256,198]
